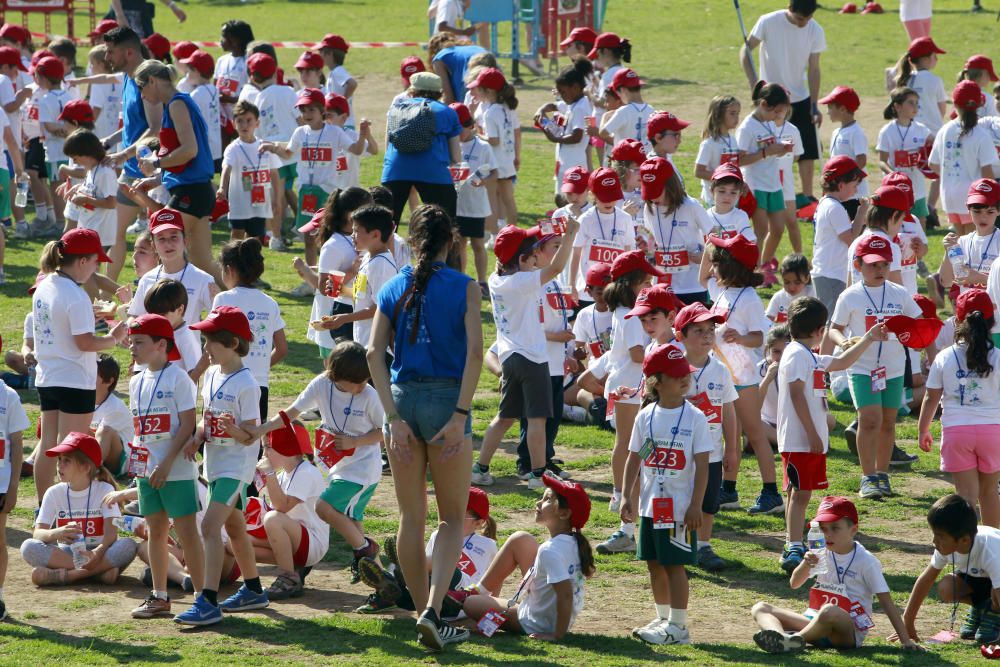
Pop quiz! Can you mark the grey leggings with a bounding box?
[21,537,138,570]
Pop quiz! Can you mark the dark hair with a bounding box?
[959,107,979,137]
[48,36,76,67]
[555,58,592,89]
[865,204,903,232]
[63,129,106,161]
[596,38,631,64]
[232,100,259,119]
[602,270,645,310]
[324,339,370,384]
[103,26,141,51]
[822,168,865,193]
[204,328,250,357]
[321,187,372,243]
[790,0,818,14]
[367,185,393,208]
[350,204,394,243]
[710,246,764,288]
[779,253,811,279]
[144,278,188,315]
[97,353,120,393]
[883,87,918,120]
[219,238,264,286]
[787,296,827,339]
[766,323,791,349]
[752,80,790,109]
[927,493,978,540]
[955,310,995,377]
[554,494,596,578]
[221,20,254,51]
[402,205,454,345]
[645,173,686,214]
[247,40,277,60]
[144,334,176,359]
[496,82,519,111]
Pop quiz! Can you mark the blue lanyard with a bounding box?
[549,281,569,352]
[977,231,998,272]
[692,361,709,393]
[895,120,912,147]
[655,206,679,249]
[952,347,969,405]
[592,309,607,343]
[595,209,617,241]
[237,141,263,175]
[327,382,355,433]
[861,283,886,365]
[281,460,305,492]
[209,366,251,410]
[722,133,735,153]
[157,262,189,285]
[463,138,477,163]
[65,483,92,534]
[830,544,858,585]
[359,252,398,276]
[138,364,169,435]
[306,125,326,184]
[726,287,748,321]
[649,402,686,487]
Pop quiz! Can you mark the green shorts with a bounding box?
[297,184,331,225]
[138,478,200,519]
[911,197,929,219]
[278,163,298,183]
[208,477,247,510]
[753,189,785,213]
[849,373,904,409]
[319,345,332,359]
[637,517,697,565]
[0,169,10,220]
[45,160,68,182]
[116,447,128,478]
[319,479,377,521]
[992,333,1000,349]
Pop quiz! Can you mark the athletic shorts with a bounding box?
[701,461,723,515]
[782,452,829,491]
[940,424,1000,474]
[37,386,96,414]
[319,479,376,521]
[293,524,310,567]
[116,173,139,205]
[138,478,200,519]
[230,217,267,237]
[297,184,331,225]
[637,517,696,566]
[208,477,247,510]
[911,197,929,219]
[168,182,216,218]
[25,137,46,177]
[848,374,904,409]
[676,290,710,306]
[0,169,10,220]
[498,353,553,419]
[278,163,298,183]
[789,98,820,162]
[456,215,485,239]
[753,189,785,213]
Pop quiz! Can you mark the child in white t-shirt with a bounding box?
[184,52,222,165]
[771,110,805,257]
[451,102,498,288]
[570,168,635,303]
[758,325,790,446]
[318,34,362,185]
[471,68,520,229]
[880,171,928,296]
[696,95,742,206]
[536,61,591,194]
[141,278,205,380]
[220,101,282,242]
[85,45,122,150]
[600,68,653,154]
[940,180,1000,295]
[0,377,28,612]
[876,88,933,224]
[820,86,868,200]
[92,354,134,477]
[215,21,251,121]
[35,56,73,227]
[767,254,815,324]
[63,128,117,248]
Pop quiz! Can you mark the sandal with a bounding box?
[31,567,69,586]
[266,571,303,600]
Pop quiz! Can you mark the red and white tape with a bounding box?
[27,29,422,49]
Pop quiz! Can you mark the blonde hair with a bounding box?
[133,59,177,88]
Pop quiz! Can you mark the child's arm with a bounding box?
[788,380,823,454]
[42,121,69,138]
[894,564,941,643]
[540,216,580,283]
[259,141,293,161]
[789,551,817,589]
[721,401,738,473]
[3,127,23,177]
[3,432,22,513]
[698,248,713,287]
[188,353,209,384]
[684,451,710,531]
[759,361,778,395]
[826,322,888,372]
[738,142,782,167]
[721,327,762,349]
[150,407,196,489]
[619,450,642,524]
[878,591,923,650]
[316,305,374,330]
[270,329,288,368]
[694,163,715,181]
[74,321,127,352]
[259,469,301,513]
[217,164,231,199]
[333,427,382,450]
[92,272,121,296]
[69,73,120,86]
[234,406,302,441]
[531,579,575,641]
[32,521,79,544]
[347,120,372,156]
[514,126,521,171]
[544,126,584,146]
[568,247,583,299]
[293,257,319,288]
[877,150,893,175]
[364,128,379,156]
[58,164,87,180]
[917,387,943,452]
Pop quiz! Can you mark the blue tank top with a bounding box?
[160,92,214,189]
[433,45,486,102]
[121,74,148,179]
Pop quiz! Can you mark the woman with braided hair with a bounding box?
[367,204,483,651]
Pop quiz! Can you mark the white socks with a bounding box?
[656,603,670,620]
[669,608,687,628]
[620,521,635,538]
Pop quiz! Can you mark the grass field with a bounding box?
[0,0,995,664]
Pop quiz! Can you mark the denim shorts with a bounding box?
[390,379,472,444]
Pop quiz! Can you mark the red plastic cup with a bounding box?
[325,270,346,297]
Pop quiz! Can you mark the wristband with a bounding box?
[278,410,291,429]
[454,407,470,416]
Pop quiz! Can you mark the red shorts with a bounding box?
[782,452,829,492]
[225,560,241,584]
[293,524,310,568]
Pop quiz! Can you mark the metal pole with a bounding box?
[734,0,756,82]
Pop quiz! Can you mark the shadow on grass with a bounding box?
[0,618,181,661]
[697,642,963,666]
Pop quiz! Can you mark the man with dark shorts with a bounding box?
[740,0,825,202]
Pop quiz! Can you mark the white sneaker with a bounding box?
[269,237,288,251]
[13,221,28,239]
[595,529,636,555]
[636,622,689,645]
[608,492,622,513]
[289,281,314,297]
[527,475,544,489]
[126,218,147,235]
[631,617,667,637]
[471,463,494,486]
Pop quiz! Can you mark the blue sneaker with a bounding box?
[780,544,806,574]
[717,488,740,510]
[174,594,222,626]
[219,584,269,613]
[748,491,784,516]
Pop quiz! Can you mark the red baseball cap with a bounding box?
[822,154,865,183]
[587,32,624,60]
[30,49,54,70]
[674,302,726,334]
[142,33,170,60]
[470,67,506,91]
[871,185,910,212]
[956,288,994,322]
[319,34,350,52]
[268,423,311,456]
[610,249,667,280]
[711,162,744,184]
[818,85,860,113]
[324,92,349,115]
[296,87,326,109]
[589,167,624,203]
[541,474,591,529]
[881,171,915,208]
[0,46,26,71]
[560,27,597,49]
[494,225,531,264]
[129,314,181,360]
[247,53,277,79]
[965,54,998,82]
[610,138,646,165]
[191,305,253,342]
[610,67,643,92]
[708,234,759,272]
[399,55,425,85]
[0,23,28,45]
[294,51,323,71]
[908,36,945,59]
[181,50,214,78]
[860,2,884,14]
[88,19,118,38]
[953,80,985,111]
[46,432,103,469]
[149,207,185,236]
[449,102,472,126]
[814,496,858,525]
[913,294,939,321]
[467,486,490,520]
[854,233,893,264]
[35,55,64,81]
[58,99,95,124]
[585,262,613,287]
[561,166,589,194]
[647,111,689,140]
[626,284,684,319]
[839,2,858,13]
[967,178,1000,207]
[643,343,697,378]
[298,208,325,235]
[209,195,229,223]
[27,270,45,296]
[171,40,198,61]
[884,315,943,349]
[60,228,111,262]
[639,157,675,200]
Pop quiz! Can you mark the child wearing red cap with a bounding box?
[889,37,947,140]
[176,54,220,171]
[452,101,498,289]
[705,164,755,246]
[470,68,520,232]
[22,432,137,588]
[35,55,72,230]
[567,262,613,423]
[695,95,742,206]
[251,54,301,219]
[811,156,868,316]
[830,234,923,499]
[943,179,1000,298]
[845,185,907,287]
[751,496,919,653]
[599,69,653,154]
[961,55,999,119]
[821,86,869,203]
[219,101,282,243]
[535,60,592,195]
[877,90,933,224]
[607,138,645,216]
[552,165,591,236]
[463,475,594,641]
[571,168,635,305]
[589,32,631,99]
[317,34,360,179]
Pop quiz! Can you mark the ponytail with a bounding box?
[959,108,978,137]
[219,237,264,285]
[555,58,591,89]
[956,310,995,377]
[894,52,914,90]
[615,38,632,64]
[480,515,497,541]
[498,82,518,111]
[403,204,454,344]
[641,373,661,408]
[572,528,596,578]
[96,464,117,487]
[752,80,790,109]
[39,240,62,273]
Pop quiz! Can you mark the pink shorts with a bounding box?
[941,424,1000,473]
[947,212,972,225]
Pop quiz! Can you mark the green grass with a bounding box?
[0,0,992,664]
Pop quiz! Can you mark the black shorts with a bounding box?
[259,385,269,423]
[38,386,96,414]
[25,138,47,178]
[701,460,724,515]
[213,158,223,175]
[168,181,216,218]
[498,353,553,419]
[960,572,993,607]
[230,217,267,237]
[842,198,860,222]
[790,98,821,162]
[456,216,485,239]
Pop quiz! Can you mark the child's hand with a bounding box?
[217,413,238,435]
[149,465,169,489]
[58,521,83,543]
[182,436,200,461]
[619,499,634,523]
[864,323,889,343]
[622,199,640,218]
[919,430,933,452]
[215,187,227,201]
[359,118,372,135]
[258,141,274,155]
[292,256,307,276]
[721,328,741,344]
[115,285,133,304]
[765,361,779,381]
[138,156,157,177]
[808,432,824,454]
[552,330,575,343]
[108,320,128,344]
[942,232,958,250]
[684,506,702,531]
[334,433,356,450]
[102,489,130,507]
[802,551,819,568]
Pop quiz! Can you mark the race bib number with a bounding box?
[127,446,150,477]
[457,550,477,576]
[301,193,319,215]
[652,497,674,529]
[774,310,788,323]
[757,135,776,148]
[301,146,332,163]
[897,233,917,267]
[588,239,624,264]
[870,366,887,393]
[477,609,507,638]
[655,246,689,273]
[813,368,828,398]
[850,600,875,631]
[716,227,738,240]
[893,149,920,168]
[808,581,851,613]
[336,155,348,172]
[688,391,721,426]
[315,427,354,469]
[27,105,38,121]
[641,439,686,477]
[134,407,171,445]
[864,315,884,332]
[205,410,236,447]
[216,77,238,95]
[720,152,739,166]
[242,170,270,189]
[545,290,577,313]
[251,184,266,204]
[57,515,106,546]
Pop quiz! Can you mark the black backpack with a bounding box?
[387,98,437,153]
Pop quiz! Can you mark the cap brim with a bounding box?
[167,344,181,361]
[151,222,184,236]
[967,194,996,206]
[45,443,76,458]
[561,183,587,194]
[640,183,665,201]
[559,36,574,48]
[297,220,321,234]
[817,94,837,105]
[814,511,844,523]
[662,364,699,377]
[858,253,891,264]
[624,304,652,320]
[686,313,727,327]
[586,47,599,59]
[189,320,220,333]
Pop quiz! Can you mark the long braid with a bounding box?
[404,205,453,344]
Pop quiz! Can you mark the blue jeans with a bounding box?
[389,379,472,444]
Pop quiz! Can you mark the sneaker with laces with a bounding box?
[416,608,468,651]
[977,606,1000,644]
[859,475,884,499]
[350,538,380,583]
[631,617,667,637]
[546,461,572,480]
[132,594,171,619]
[890,444,918,467]
[268,237,288,251]
[717,487,740,510]
[780,544,807,574]
[126,219,147,235]
[697,544,725,572]
[174,594,222,626]
[748,491,784,515]
[13,221,28,239]
[636,621,690,645]
[470,462,494,486]
[219,584,269,612]
[753,629,805,654]
[877,472,894,497]
[384,535,400,572]
[266,571,303,600]
[595,529,636,555]
[289,281,314,297]
[516,464,531,481]
[358,556,401,602]
[962,605,984,640]
[355,591,398,614]
[527,474,544,489]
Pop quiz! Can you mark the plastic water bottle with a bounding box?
[807,521,828,576]
[136,145,153,160]
[112,516,145,532]
[70,538,89,569]
[948,245,969,281]
[27,366,35,390]
[14,178,28,208]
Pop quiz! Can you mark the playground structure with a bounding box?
[0,0,96,43]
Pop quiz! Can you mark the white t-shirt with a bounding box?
[174,324,202,373]
[353,250,399,347]
[876,120,932,201]
[213,287,285,387]
[89,75,124,144]
[290,377,384,487]
[808,542,888,641]
[956,230,1000,291]
[767,285,815,323]
[711,286,770,386]
[929,121,999,215]
[325,65,355,128]
[896,218,928,295]
[33,273,97,390]
[275,461,328,566]
[737,113,783,193]
[311,230,357,339]
[572,303,613,360]
[490,270,547,365]
[237,82,260,107]
[37,88,73,162]
[707,207,755,243]
[92,392,134,453]
[128,363,198,481]
[900,0,932,21]
[457,135,498,218]
[812,197,854,282]
[696,134,741,205]
[605,306,649,404]
[777,342,834,453]
[773,119,805,200]
[76,163,118,246]
[758,358,779,424]
[831,280,922,377]
[483,102,519,179]
[573,206,636,293]
[190,83,223,161]
[435,0,463,29]
[201,365,260,484]
[926,344,1000,427]
[21,82,41,140]
[288,123,354,192]
[642,198,712,295]
[426,530,498,589]
[0,74,19,149]
[0,384,29,492]
[931,526,1000,585]
[603,102,654,155]
[22,312,33,344]
[515,534,587,637]
[749,10,827,103]
[130,263,216,327]
[829,122,869,196]
[223,138,282,220]
[37,480,121,548]
[214,53,247,118]
[847,229,902,286]
[555,96,591,175]
[256,84,300,165]
[597,64,622,99]
[541,279,575,376]
[979,116,1000,158]
[906,69,947,134]
[686,356,738,462]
